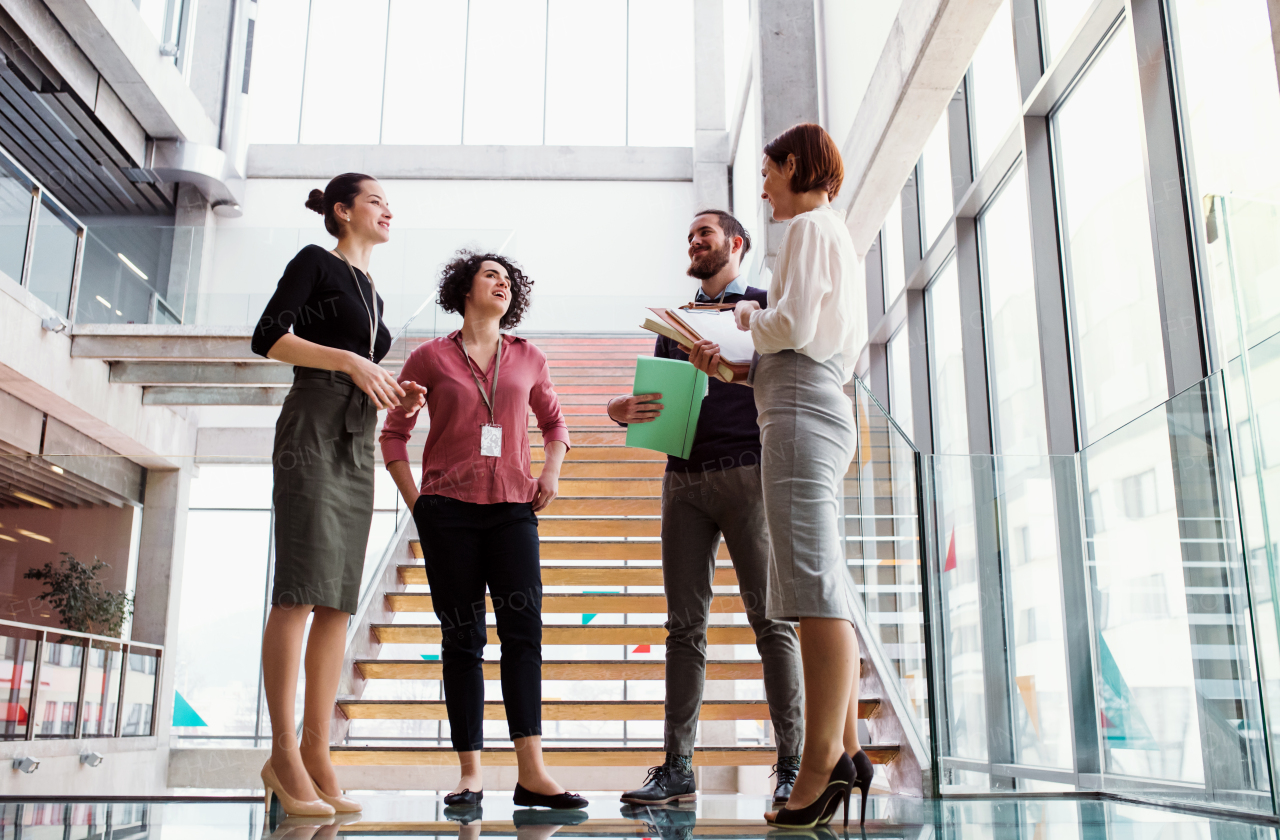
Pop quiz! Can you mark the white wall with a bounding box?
[204,178,699,333]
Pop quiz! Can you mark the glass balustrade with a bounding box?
[846,375,933,759]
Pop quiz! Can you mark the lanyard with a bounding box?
[333,249,377,360]
[458,334,502,425]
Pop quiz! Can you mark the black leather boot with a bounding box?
[771,755,802,804]
[619,754,697,804]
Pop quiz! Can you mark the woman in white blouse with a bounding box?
[689,123,869,828]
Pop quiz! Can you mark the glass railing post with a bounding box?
[915,446,943,795]
[1050,455,1101,778]
[25,631,42,741]
[971,454,1016,789]
[72,638,89,739]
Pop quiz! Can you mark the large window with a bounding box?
[173,465,403,745]
[982,168,1046,457]
[927,260,967,457]
[882,194,906,307]
[1054,24,1167,444]
[980,168,1071,769]
[887,325,914,439]
[920,112,954,251]
[248,0,694,147]
[968,1,1020,173]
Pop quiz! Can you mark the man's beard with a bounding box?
[687,241,731,280]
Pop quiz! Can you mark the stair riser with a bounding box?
[386,593,744,614]
[357,661,764,680]
[330,747,901,766]
[373,626,757,645]
[539,542,728,561]
[340,702,774,721]
[542,499,661,515]
[534,462,666,478]
[397,566,738,586]
[340,700,880,721]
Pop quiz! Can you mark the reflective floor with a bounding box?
[1,795,1277,839]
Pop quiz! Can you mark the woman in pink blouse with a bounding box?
[380,250,587,811]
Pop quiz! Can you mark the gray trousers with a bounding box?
[660,464,805,757]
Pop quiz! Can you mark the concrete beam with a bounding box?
[143,385,287,405]
[247,145,695,182]
[838,0,1005,254]
[755,0,820,260]
[111,360,289,385]
[40,0,219,144]
[72,325,258,361]
[0,275,196,470]
[693,0,730,211]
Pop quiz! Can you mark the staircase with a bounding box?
[328,334,923,795]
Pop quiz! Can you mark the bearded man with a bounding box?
[606,210,805,807]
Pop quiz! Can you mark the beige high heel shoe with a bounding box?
[311,775,362,813]
[262,760,335,817]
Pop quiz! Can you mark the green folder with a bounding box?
[625,356,708,459]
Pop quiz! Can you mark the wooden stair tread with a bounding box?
[340,699,880,721]
[398,565,737,586]
[387,592,743,613]
[357,659,764,680]
[330,745,901,766]
[373,624,758,645]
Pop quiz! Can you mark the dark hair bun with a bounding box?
[304,189,325,214]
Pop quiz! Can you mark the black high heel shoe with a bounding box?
[851,750,873,826]
[765,752,855,829]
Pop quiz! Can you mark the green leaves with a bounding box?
[23,552,133,637]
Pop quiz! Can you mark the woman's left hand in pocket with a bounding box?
[532,468,559,512]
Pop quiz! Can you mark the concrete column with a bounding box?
[694,0,731,212]
[168,185,216,323]
[753,0,820,263]
[131,466,193,751]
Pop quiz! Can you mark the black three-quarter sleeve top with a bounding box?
[251,244,393,363]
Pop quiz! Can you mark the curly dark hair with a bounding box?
[436,250,533,329]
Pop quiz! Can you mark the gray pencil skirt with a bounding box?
[753,350,859,623]
[271,367,377,614]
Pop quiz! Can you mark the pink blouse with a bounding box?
[379,331,570,505]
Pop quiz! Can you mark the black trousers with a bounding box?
[413,494,543,751]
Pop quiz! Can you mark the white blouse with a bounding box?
[747,204,867,380]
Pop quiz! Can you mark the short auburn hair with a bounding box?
[763,123,844,198]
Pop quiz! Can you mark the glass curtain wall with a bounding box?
[249,0,694,147]
[1170,0,1280,803]
[172,465,403,745]
[980,167,1072,772]
[846,0,1280,812]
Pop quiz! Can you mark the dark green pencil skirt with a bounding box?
[271,367,377,614]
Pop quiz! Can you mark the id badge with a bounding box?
[480,424,503,457]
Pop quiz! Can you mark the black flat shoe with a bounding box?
[513,783,589,809]
[443,804,483,824]
[513,808,589,826]
[444,788,483,806]
[765,752,855,830]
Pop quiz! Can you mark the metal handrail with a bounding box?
[0,618,163,742]
[0,617,163,650]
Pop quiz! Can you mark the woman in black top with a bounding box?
[250,173,425,817]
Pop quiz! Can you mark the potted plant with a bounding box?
[24,552,134,637]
